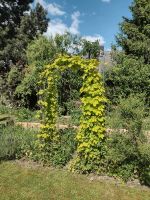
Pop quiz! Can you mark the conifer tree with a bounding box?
[106,0,150,104]
[117,0,150,64]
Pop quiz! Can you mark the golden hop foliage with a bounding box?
[37,55,107,170]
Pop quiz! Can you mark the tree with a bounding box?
[0,1,49,105]
[15,36,57,108]
[54,32,82,55]
[0,1,49,73]
[117,0,150,64]
[81,39,101,59]
[0,0,33,33]
[15,33,103,109]
[105,0,150,104]
[16,34,83,109]
[0,0,33,72]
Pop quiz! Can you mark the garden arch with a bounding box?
[37,55,107,172]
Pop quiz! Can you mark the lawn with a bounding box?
[0,161,149,200]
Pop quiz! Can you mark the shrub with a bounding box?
[138,143,150,186]
[105,108,124,129]
[33,128,77,167]
[106,133,139,181]
[15,107,37,122]
[65,100,82,126]
[0,125,37,160]
[0,104,36,122]
[142,115,150,131]
[6,66,22,103]
[49,129,77,167]
[105,95,150,185]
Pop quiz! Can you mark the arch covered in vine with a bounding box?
[37,55,107,172]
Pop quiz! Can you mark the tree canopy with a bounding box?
[117,0,150,64]
[106,0,150,104]
[0,1,49,73]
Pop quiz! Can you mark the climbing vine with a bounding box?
[37,55,107,171]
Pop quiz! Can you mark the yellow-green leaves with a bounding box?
[36,55,107,171]
[71,56,107,173]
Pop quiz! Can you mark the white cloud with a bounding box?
[69,11,81,34]
[45,13,105,47]
[101,0,111,3]
[47,3,65,16]
[45,19,68,37]
[45,11,81,37]
[83,34,105,45]
[35,0,65,16]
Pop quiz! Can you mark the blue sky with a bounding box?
[35,0,132,50]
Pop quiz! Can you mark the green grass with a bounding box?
[0,162,149,200]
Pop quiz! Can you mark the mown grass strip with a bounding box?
[0,161,149,200]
